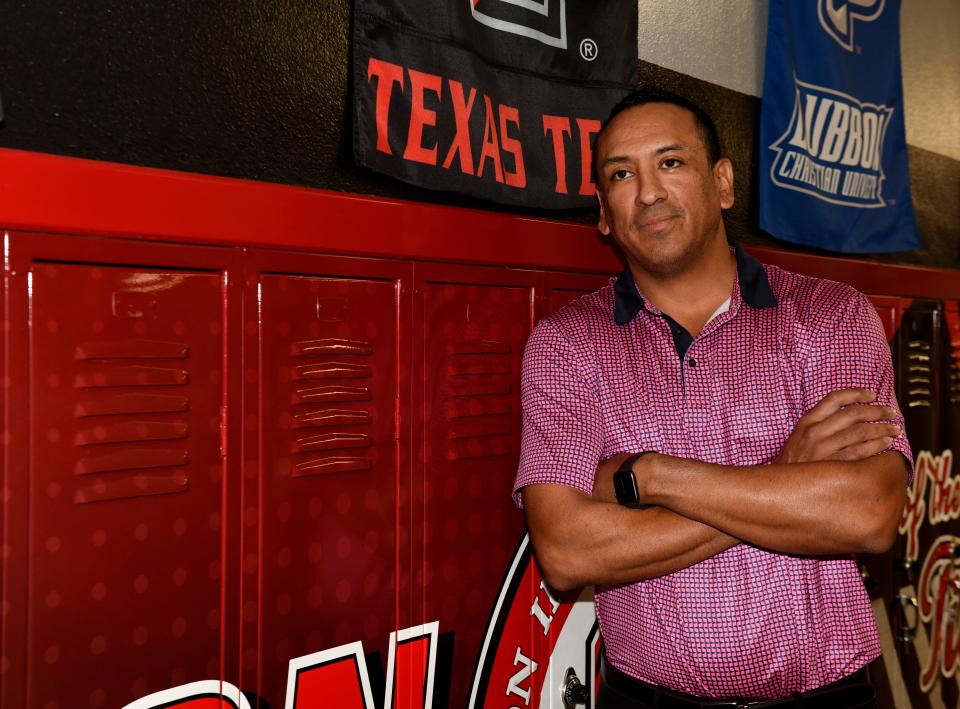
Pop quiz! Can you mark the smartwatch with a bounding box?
[613,452,652,509]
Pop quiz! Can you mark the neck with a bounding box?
[629,234,736,337]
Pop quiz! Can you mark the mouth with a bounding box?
[636,214,677,231]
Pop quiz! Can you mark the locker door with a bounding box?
[416,265,534,705]
[898,300,943,455]
[891,299,950,709]
[26,260,227,708]
[867,295,903,346]
[536,271,611,708]
[945,301,960,450]
[543,272,612,321]
[862,295,908,709]
[255,264,405,706]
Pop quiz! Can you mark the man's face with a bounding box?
[595,103,734,278]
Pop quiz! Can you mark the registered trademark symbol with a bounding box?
[580,38,598,61]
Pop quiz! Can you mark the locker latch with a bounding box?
[562,666,588,707]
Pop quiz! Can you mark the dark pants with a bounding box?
[597,667,878,709]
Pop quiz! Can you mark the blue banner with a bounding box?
[759,0,921,253]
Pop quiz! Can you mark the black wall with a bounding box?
[1,0,957,268]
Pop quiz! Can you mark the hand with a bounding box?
[776,388,900,464]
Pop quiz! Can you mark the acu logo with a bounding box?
[818,0,885,51]
[470,0,567,49]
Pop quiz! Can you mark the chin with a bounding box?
[632,242,692,278]
[639,256,687,278]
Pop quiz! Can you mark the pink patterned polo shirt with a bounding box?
[514,243,913,699]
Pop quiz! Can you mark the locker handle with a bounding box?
[220,404,228,457]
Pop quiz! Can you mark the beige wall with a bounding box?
[637,0,960,161]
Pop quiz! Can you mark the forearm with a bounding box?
[641,452,907,555]
[524,484,738,591]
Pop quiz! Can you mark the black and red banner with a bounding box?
[353,0,638,209]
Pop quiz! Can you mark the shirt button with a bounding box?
[687,358,697,368]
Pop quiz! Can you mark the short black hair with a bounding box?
[595,88,723,169]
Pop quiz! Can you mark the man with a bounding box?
[514,89,912,708]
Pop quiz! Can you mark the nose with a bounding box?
[635,166,668,206]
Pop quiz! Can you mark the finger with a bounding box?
[833,436,894,462]
[836,404,898,422]
[815,404,897,436]
[827,422,900,453]
[802,388,877,424]
[809,405,898,441]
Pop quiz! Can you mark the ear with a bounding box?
[714,157,735,210]
[597,190,611,235]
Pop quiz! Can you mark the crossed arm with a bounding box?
[524,389,909,592]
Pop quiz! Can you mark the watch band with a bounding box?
[613,452,652,509]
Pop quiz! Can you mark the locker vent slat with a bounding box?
[443,342,514,460]
[290,338,375,476]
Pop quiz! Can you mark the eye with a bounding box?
[661,157,683,169]
[610,168,632,181]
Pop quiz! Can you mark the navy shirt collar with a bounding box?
[613,241,777,326]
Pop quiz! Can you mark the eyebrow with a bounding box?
[656,143,684,155]
[600,143,686,169]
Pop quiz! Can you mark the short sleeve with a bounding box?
[802,287,914,483]
[513,318,604,508]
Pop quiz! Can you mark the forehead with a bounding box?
[596,102,702,159]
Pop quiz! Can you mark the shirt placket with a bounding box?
[679,335,711,459]
[677,306,737,459]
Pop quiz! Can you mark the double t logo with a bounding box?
[469,0,568,49]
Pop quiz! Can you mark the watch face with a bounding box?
[613,470,639,505]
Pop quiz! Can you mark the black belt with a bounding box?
[601,660,874,709]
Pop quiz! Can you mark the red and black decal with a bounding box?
[123,680,252,709]
[468,534,599,708]
[284,623,439,709]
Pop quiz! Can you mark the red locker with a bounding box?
[3,150,960,708]
[2,233,242,709]
[415,264,534,705]
[254,264,406,704]
[231,251,414,706]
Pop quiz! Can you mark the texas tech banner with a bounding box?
[353,0,637,209]
[759,0,921,253]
